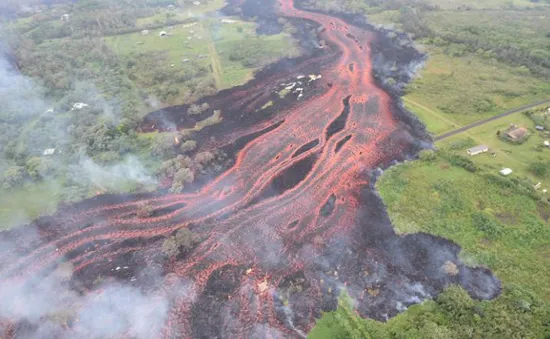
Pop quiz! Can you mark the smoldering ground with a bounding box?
[0,1,503,338]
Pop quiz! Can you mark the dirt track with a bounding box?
[435,99,550,141]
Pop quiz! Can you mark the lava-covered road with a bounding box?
[0,0,500,338]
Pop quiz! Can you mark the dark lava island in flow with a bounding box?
[0,0,500,338]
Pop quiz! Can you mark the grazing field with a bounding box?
[135,0,226,28]
[424,0,540,9]
[437,107,550,188]
[106,17,299,104]
[0,182,60,230]
[404,48,550,135]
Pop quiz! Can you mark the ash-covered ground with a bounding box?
[0,0,500,338]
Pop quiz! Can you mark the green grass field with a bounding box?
[106,17,298,104]
[404,48,550,135]
[424,0,541,9]
[0,181,61,230]
[437,108,550,188]
[377,156,550,300]
[135,0,226,28]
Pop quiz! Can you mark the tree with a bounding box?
[418,149,436,162]
[161,237,180,257]
[187,104,202,115]
[26,157,53,181]
[180,140,197,154]
[175,228,195,252]
[195,151,215,165]
[436,285,474,320]
[2,166,25,189]
[200,103,210,111]
[174,167,194,184]
[528,161,549,178]
[170,167,194,193]
[137,204,153,218]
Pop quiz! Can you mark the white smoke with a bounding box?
[79,155,157,190]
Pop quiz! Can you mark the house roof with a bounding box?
[506,127,528,139]
[467,145,489,153]
[500,168,513,175]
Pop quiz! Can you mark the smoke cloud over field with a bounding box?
[79,155,158,190]
[0,258,171,338]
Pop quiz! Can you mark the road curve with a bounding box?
[434,99,550,141]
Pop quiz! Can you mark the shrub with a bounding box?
[528,161,550,178]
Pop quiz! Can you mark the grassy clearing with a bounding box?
[424,0,541,9]
[404,47,550,135]
[0,181,61,230]
[208,19,300,88]
[377,156,550,300]
[135,0,226,27]
[106,17,298,103]
[437,107,550,188]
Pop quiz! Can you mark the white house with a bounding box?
[466,145,489,156]
[43,148,56,156]
[500,168,513,176]
[71,103,88,110]
[141,30,149,35]
[159,31,168,37]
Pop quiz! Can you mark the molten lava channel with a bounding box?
[0,0,499,338]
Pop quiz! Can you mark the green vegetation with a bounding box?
[304,0,550,337]
[377,154,550,297]
[309,286,550,339]
[311,151,550,338]
[0,0,297,229]
[437,107,550,188]
[303,0,550,135]
[162,227,197,257]
[403,51,550,135]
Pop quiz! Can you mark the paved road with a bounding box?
[434,99,550,141]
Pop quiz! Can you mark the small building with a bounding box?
[141,30,149,35]
[221,19,236,24]
[544,140,550,147]
[168,4,176,10]
[71,103,88,110]
[466,145,489,156]
[61,14,70,21]
[535,182,542,190]
[45,108,54,114]
[536,125,545,131]
[193,1,201,5]
[500,168,513,176]
[43,148,56,156]
[505,127,528,141]
[159,31,168,37]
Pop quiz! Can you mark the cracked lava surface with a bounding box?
[0,0,500,338]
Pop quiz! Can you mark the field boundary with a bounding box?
[435,99,550,141]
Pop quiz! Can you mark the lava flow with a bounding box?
[0,0,500,338]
